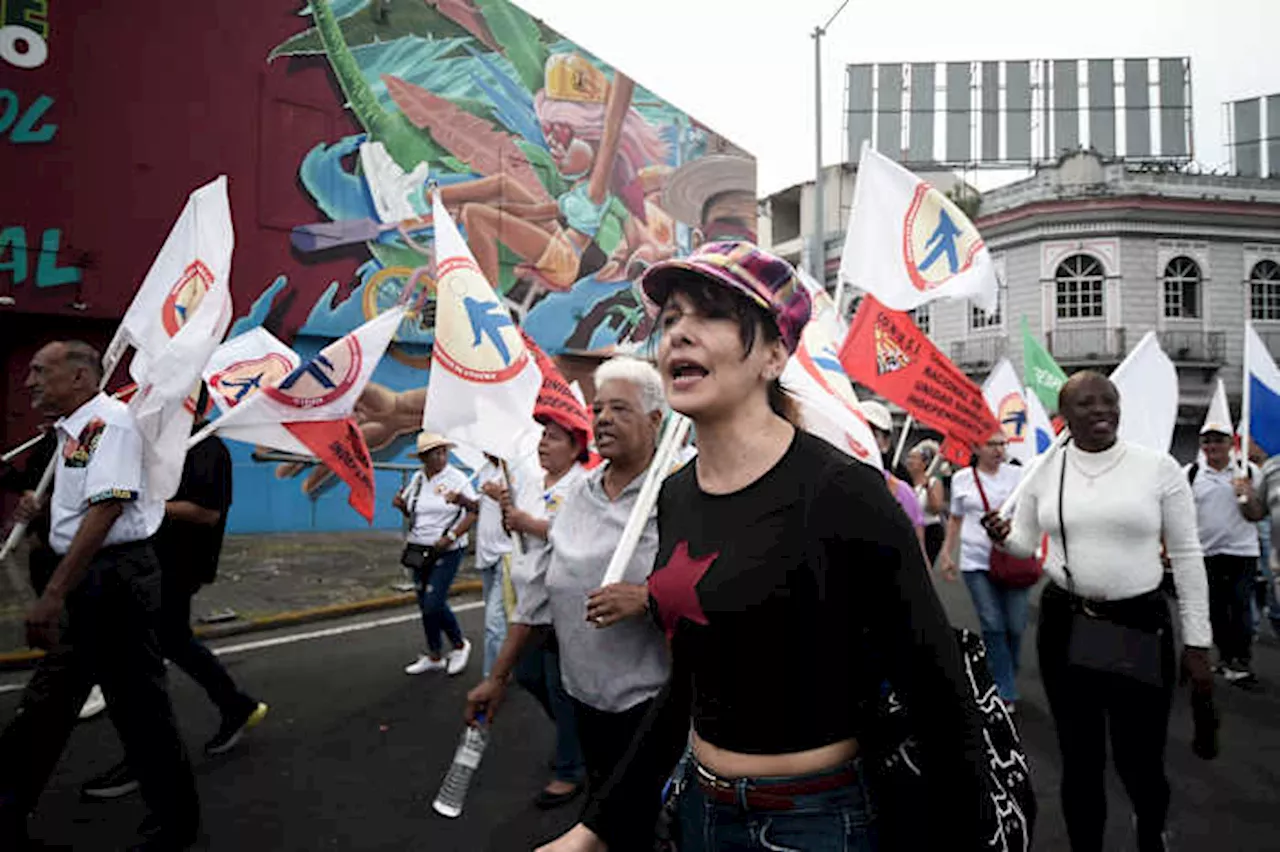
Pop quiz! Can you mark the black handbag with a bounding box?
[399,475,462,572]
[1057,443,1166,688]
[400,542,439,572]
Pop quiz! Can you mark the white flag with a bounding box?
[203,307,404,521]
[203,327,301,413]
[982,358,1035,466]
[783,316,882,469]
[208,307,404,453]
[423,190,540,460]
[111,176,235,500]
[1111,331,1178,453]
[1025,384,1055,456]
[839,146,997,313]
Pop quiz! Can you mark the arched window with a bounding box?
[1250,259,1280,321]
[1054,254,1105,320]
[1162,256,1201,319]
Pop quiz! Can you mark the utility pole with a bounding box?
[811,0,851,288]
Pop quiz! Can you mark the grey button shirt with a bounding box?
[545,463,669,713]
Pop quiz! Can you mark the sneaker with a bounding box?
[446,639,472,676]
[81,761,139,800]
[405,654,447,675]
[204,700,269,756]
[78,685,107,720]
[1225,663,1258,686]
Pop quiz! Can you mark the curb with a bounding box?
[0,578,484,673]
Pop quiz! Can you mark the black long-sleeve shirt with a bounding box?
[582,430,991,847]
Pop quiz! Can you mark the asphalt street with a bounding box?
[3,580,1279,851]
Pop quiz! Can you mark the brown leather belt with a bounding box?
[695,764,858,811]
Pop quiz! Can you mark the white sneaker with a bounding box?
[78,685,106,720]
[446,639,472,676]
[405,655,447,675]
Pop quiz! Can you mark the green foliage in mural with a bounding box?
[270,2,474,60]
[471,0,547,93]
[307,0,448,173]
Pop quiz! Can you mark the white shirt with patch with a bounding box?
[401,465,475,549]
[1189,461,1262,557]
[49,393,164,555]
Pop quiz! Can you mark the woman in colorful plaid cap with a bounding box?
[539,242,991,851]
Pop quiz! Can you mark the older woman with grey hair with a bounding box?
[467,356,670,808]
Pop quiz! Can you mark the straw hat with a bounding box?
[415,432,455,455]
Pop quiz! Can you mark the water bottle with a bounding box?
[432,719,488,818]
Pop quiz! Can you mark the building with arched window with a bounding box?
[926,150,1280,459]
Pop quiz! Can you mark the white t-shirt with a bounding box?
[50,393,164,554]
[401,466,475,549]
[1188,461,1262,557]
[474,460,513,567]
[510,462,587,626]
[949,464,1022,572]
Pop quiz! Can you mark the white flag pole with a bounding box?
[1,433,47,465]
[599,413,690,589]
[891,414,914,471]
[997,429,1071,520]
[1240,321,1254,503]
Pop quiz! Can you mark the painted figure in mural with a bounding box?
[436,55,670,294]
[661,154,758,248]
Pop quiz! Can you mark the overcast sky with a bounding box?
[517,0,1279,195]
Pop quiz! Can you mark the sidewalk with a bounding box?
[0,532,482,659]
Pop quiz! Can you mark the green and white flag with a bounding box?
[1021,317,1068,412]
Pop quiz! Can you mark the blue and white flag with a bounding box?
[1244,323,1280,455]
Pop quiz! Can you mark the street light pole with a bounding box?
[811,0,851,288]
[812,26,824,282]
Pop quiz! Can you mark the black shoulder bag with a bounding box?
[400,474,462,572]
[1058,442,1166,687]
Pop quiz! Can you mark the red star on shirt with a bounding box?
[647,540,718,639]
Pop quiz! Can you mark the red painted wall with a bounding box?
[1,1,361,448]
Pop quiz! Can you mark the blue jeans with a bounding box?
[514,634,585,784]
[676,759,878,851]
[413,549,464,656]
[477,560,508,677]
[963,570,1030,702]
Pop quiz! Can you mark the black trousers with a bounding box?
[570,696,654,852]
[161,572,249,717]
[1205,553,1255,665]
[0,541,199,836]
[1038,584,1175,852]
[569,695,653,797]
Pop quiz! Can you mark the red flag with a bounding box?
[838,294,1000,452]
[519,331,592,446]
[939,435,973,467]
[284,419,376,523]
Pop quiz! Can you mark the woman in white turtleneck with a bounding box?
[983,371,1212,852]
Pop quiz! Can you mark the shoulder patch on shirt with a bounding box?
[62,418,106,468]
[88,488,139,504]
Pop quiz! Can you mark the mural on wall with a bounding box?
[227,0,756,528]
[0,0,79,295]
